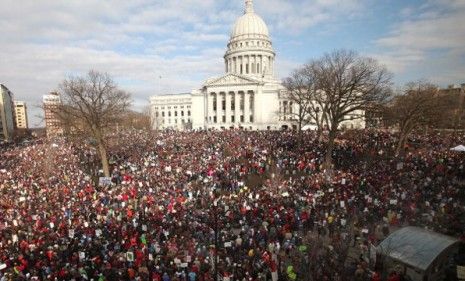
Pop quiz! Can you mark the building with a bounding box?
[151,93,192,130]
[43,92,63,137]
[0,84,15,141]
[150,0,364,131]
[14,101,28,129]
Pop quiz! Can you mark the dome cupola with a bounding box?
[230,0,270,41]
[224,0,276,78]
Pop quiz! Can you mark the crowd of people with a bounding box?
[0,129,464,281]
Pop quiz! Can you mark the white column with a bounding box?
[252,55,256,74]
[234,92,240,124]
[250,91,254,123]
[244,91,250,124]
[207,93,212,125]
[247,56,251,74]
[239,56,243,74]
[271,57,274,75]
[225,92,231,125]
[216,93,221,124]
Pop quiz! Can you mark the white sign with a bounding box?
[457,265,465,279]
[126,252,134,262]
[0,264,6,270]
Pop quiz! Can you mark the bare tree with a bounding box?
[310,50,392,170]
[384,81,443,155]
[282,68,315,142]
[120,107,152,131]
[282,65,330,142]
[54,70,132,177]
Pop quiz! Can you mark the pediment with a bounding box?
[203,73,262,87]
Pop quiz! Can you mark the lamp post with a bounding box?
[213,193,220,281]
[232,227,242,281]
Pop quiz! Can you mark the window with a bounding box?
[188,110,191,116]
[231,98,235,110]
[168,112,171,117]
[240,94,244,110]
[156,112,159,117]
[222,98,226,110]
[246,64,249,74]
[231,116,235,123]
[240,65,243,74]
[222,116,226,123]
[240,115,244,122]
[175,111,178,117]
[250,115,254,123]
[249,94,254,110]
[181,111,184,116]
[162,112,165,117]
[213,95,217,111]
[213,116,217,123]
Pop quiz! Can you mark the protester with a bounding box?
[0,129,464,281]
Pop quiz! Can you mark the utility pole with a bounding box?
[214,198,219,281]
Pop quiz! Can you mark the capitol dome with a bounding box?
[224,0,276,78]
[231,10,270,41]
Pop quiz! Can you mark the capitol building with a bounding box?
[150,0,364,131]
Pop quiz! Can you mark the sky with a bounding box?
[0,0,464,127]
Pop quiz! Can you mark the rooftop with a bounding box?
[378,226,462,271]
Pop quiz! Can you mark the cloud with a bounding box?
[0,0,234,127]
[255,0,365,33]
[373,0,465,85]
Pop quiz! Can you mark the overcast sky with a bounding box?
[1,0,464,127]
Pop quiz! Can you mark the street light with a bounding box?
[213,192,220,281]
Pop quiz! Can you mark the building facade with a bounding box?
[150,94,193,130]
[150,0,364,131]
[14,101,28,129]
[0,84,15,141]
[43,92,63,137]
